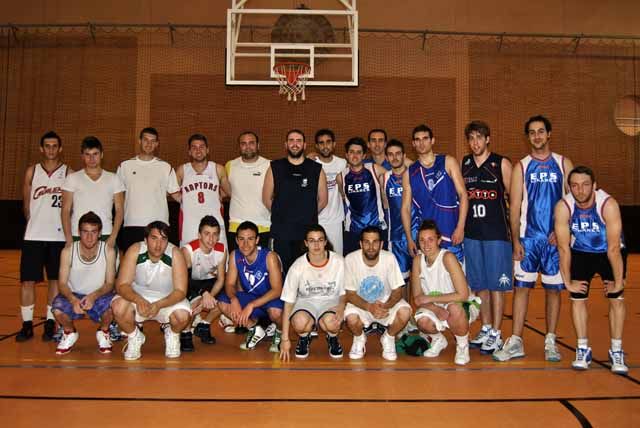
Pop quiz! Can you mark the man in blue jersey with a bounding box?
[338,137,387,254]
[401,124,468,262]
[554,166,628,374]
[494,115,574,363]
[366,129,392,170]
[216,221,284,352]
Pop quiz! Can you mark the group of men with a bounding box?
[16,118,629,373]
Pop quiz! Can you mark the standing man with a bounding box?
[366,128,413,169]
[555,166,628,373]
[401,124,468,263]
[339,137,387,255]
[61,136,124,247]
[262,129,328,273]
[111,221,191,361]
[177,133,231,247]
[116,127,180,253]
[344,226,412,361]
[494,115,573,363]
[461,121,513,354]
[225,131,271,250]
[312,129,347,255]
[17,131,71,342]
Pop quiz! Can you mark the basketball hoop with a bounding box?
[273,62,311,102]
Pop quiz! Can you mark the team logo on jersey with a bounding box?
[388,186,403,198]
[359,275,384,303]
[468,189,498,200]
[252,172,262,176]
[529,172,558,183]
[33,186,62,199]
[571,220,601,233]
[498,274,511,288]
[183,181,218,193]
[301,178,308,188]
[346,182,371,193]
[243,268,266,293]
[464,158,471,165]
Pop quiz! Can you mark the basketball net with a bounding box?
[273,62,310,102]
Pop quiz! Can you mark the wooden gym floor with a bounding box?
[0,249,637,427]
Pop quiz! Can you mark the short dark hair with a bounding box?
[139,127,158,140]
[236,220,259,237]
[368,128,387,142]
[40,131,61,147]
[81,136,103,153]
[304,223,334,252]
[144,221,170,239]
[188,133,208,148]
[418,219,441,238]
[345,137,367,153]
[198,215,220,233]
[385,139,405,154]
[464,121,491,139]
[524,115,552,135]
[568,165,596,184]
[286,129,306,142]
[360,226,382,241]
[315,129,335,144]
[78,211,102,231]
[412,124,434,140]
[238,131,259,145]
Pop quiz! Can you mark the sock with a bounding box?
[455,334,469,347]
[481,323,491,332]
[491,329,501,337]
[128,327,139,338]
[21,305,35,322]
[611,338,622,352]
[577,338,589,349]
[545,333,557,343]
[511,335,522,342]
[383,331,394,340]
[326,332,337,337]
[199,320,211,325]
[46,305,55,320]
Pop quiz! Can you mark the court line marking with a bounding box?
[560,399,592,428]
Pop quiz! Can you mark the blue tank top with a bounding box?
[384,170,418,242]
[235,246,272,297]
[564,189,618,253]
[342,164,385,233]
[364,157,392,170]
[519,153,565,239]
[408,155,459,240]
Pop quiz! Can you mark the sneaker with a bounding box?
[123,330,146,361]
[240,325,266,350]
[469,326,491,348]
[493,336,525,362]
[406,319,419,334]
[56,331,79,355]
[269,329,282,353]
[310,329,319,338]
[349,334,367,359]
[380,332,397,361]
[265,323,276,337]
[326,334,343,358]
[572,347,592,370]
[364,322,385,336]
[454,343,470,365]
[180,331,195,352]
[109,321,125,342]
[480,331,503,355]
[609,349,629,374]
[544,340,562,362]
[295,335,311,358]
[165,328,181,358]
[424,333,448,358]
[15,321,34,342]
[42,320,56,342]
[95,330,112,354]
[218,314,236,334]
[53,325,64,342]
[195,323,216,344]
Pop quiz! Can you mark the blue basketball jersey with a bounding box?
[408,155,459,240]
[235,246,272,297]
[564,189,620,253]
[519,153,565,239]
[364,157,392,170]
[384,170,417,242]
[342,163,385,233]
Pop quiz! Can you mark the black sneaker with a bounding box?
[195,323,216,345]
[326,334,343,358]
[42,319,56,342]
[295,335,311,359]
[109,321,125,342]
[15,321,34,342]
[180,331,195,352]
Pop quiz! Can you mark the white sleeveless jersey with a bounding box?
[315,156,347,224]
[179,162,226,247]
[24,163,68,241]
[132,241,176,302]
[68,241,107,295]
[183,239,226,280]
[419,249,455,297]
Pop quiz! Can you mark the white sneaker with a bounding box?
[123,330,146,361]
[265,323,277,337]
[609,349,629,374]
[480,331,503,355]
[470,326,491,348]
[218,314,236,334]
[423,333,448,358]
[56,331,79,355]
[544,339,562,362]
[96,330,112,354]
[164,328,181,358]
[240,325,267,350]
[454,343,470,365]
[572,347,592,370]
[493,336,525,362]
[380,332,397,361]
[349,334,367,360]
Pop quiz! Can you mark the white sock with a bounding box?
[21,305,34,322]
[611,338,622,352]
[46,305,55,320]
[490,329,501,338]
[128,327,139,338]
[577,338,589,349]
[545,332,556,343]
[455,334,469,347]
[383,331,394,340]
[481,323,491,332]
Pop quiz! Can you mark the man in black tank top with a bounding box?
[461,121,513,356]
[262,129,328,273]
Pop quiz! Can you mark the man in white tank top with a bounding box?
[17,131,72,343]
[176,133,230,247]
[111,221,191,361]
[116,127,180,253]
[52,212,117,354]
[411,220,471,365]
